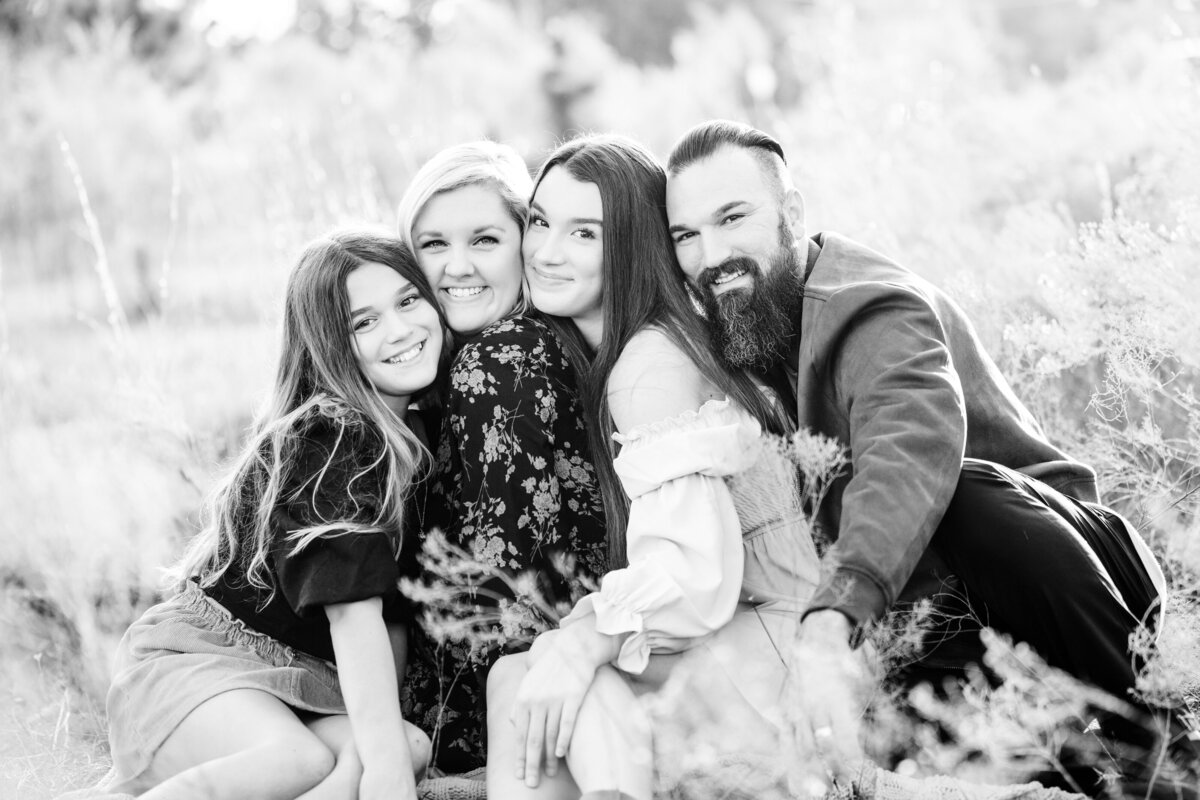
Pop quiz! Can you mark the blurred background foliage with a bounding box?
[2,0,1200,795]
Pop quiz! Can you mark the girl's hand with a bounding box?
[511,628,607,787]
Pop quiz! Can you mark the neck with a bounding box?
[382,395,410,419]
[573,313,604,351]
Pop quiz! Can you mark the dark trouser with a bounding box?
[900,458,1159,700]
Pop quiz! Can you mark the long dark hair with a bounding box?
[533,135,792,569]
[170,228,451,593]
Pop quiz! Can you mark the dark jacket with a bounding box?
[794,233,1097,626]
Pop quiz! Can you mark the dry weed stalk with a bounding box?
[56,132,128,345]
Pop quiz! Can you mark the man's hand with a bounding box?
[789,609,868,797]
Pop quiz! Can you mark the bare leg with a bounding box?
[294,714,430,800]
[136,689,335,800]
[485,653,652,800]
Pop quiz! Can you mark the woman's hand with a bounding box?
[510,625,617,786]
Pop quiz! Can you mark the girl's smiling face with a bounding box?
[523,167,606,348]
[346,261,443,414]
[411,183,524,337]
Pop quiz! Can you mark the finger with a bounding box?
[523,709,546,788]
[555,696,581,759]
[511,707,530,781]
[791,718,827,799]
[543,704,562,777]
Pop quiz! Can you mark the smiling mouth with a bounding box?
[443,286,486,299]
[531,266,571,283]
[709,267,747,287]
[384,340,425,364]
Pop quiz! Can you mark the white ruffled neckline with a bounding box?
[613,397,755,447]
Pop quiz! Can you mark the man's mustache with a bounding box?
[697,257,759,291]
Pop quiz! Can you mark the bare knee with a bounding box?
[281,734,337,790]
[486,652,529,708]
[407,724,432,779]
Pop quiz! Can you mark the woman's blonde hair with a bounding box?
[397,141,534,319]
[169,228,450,595]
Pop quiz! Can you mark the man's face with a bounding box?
[667,145,806,371]
[666,145,803,297]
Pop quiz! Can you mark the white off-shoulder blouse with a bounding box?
[561,399,821,673]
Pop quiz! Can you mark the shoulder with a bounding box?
[452,316,556,374]
[608,328,715,433]
[289,404,386,486]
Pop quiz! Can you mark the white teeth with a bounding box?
[385,341,424,364]
[712,269,746,286]
[445,286,485,298]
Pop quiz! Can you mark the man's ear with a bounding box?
[784,188,806,237]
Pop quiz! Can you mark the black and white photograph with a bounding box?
[2,1,1199,798]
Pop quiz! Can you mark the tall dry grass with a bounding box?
[1,1,1198,796]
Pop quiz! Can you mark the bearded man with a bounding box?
[664,119,1191,797]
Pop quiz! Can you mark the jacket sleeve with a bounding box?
[805,283,966,628]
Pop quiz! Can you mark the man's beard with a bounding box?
[698,229,805,372]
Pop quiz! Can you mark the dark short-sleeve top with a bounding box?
[205,414,416,663]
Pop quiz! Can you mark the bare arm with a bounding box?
[326,597,417,800]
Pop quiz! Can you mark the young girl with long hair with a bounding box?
[484,135,816,800]
[101,229,447,800]
[395,142,607,774]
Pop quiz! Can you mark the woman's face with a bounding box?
[411,183,524,337]
[346,261,443,414]
[523,166,605,347]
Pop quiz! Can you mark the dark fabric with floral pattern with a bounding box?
[402,314,607,773]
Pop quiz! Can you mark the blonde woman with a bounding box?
[397,142,608,774]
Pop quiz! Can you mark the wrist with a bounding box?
[800,608,854,647]
[562,618,620,668]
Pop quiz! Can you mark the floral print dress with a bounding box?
[402,314,607,773]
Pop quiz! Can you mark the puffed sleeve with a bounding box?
[270,420,407,619]
[561,400,762,674]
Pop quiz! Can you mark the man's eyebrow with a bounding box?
[668,200,750,234]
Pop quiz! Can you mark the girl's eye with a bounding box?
[353,317,376,332]
[528,215,548,229]
[398,293,422,309]
[573,227,598,240]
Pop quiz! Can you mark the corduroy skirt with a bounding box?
[103,583,346,788]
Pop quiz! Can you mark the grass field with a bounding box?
[2,1,1199,796]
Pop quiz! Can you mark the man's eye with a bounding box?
[722,214,744,225]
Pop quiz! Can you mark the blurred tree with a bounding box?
[0,0,197,60]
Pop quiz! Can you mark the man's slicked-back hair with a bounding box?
[666,119,790,200]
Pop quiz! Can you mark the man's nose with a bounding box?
[699,229,734,271]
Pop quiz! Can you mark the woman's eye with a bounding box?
[528,215,548,229]
[398,294,420,309]
[474,235,499,246]
[573,227,598,240]
[419,239,446,250]
[353,317,376,332]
